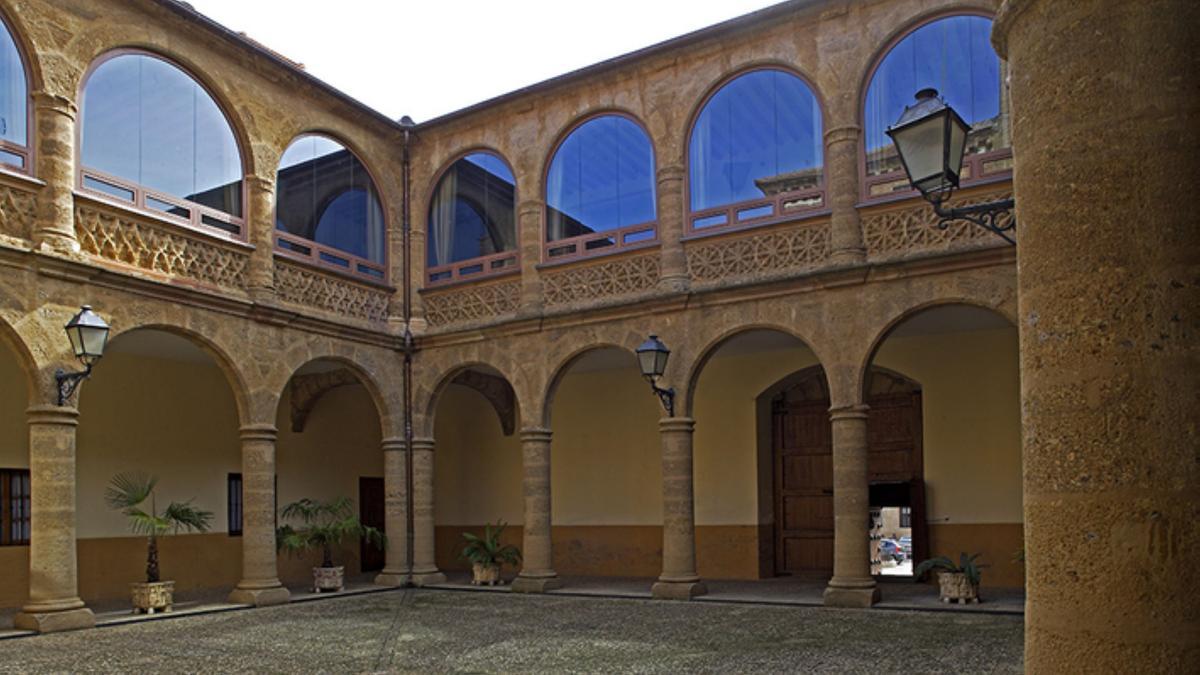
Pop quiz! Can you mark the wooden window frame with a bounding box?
[0,468,31,546]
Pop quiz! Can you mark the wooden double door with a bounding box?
[772,368,923,577]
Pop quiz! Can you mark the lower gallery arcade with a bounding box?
[0,297,1024,614]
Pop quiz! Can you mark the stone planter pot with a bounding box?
[937,571,979,604]
[472,562,501,586]
[312,565,344,593]
[130,580,175,614]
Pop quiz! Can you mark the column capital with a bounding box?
[656,164,685,183]
[824,125,861,145]
[381,437,406,451]
[828,404,869,420]
[519,427,552,442]
[658,417,695,433]
[25,405,79,426]
[518,199,545,216]
[411,437,435,452]
[31,91,77,117]
[239,423,277,441]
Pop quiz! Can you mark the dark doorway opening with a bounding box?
[359,476,385,572]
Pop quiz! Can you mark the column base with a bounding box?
[228,585,291,607]
[652,580,707,600]
[14,607,95,633]
[830,247,866,266]
[374,571,411,587]
[410,571,447,586]
[823,582,880,608]
[511,574,562,593]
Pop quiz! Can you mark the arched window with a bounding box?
[275,135,386,280]
[688,68,824,232]
[0,15,28,171]
[545,114,656,260]
[426,151,518,285]
[79,52,244,236]
[863,14,1010,199]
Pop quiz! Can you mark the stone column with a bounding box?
[994,1,1199,670]
[512,428,561,592]
[516,199,544,317]
[823,405,879,607]
[374,437,410,586]
[409,437,446,585]
[14,406,93,633]
[655,165,689,293]
[31,92,79,253]
[652,417,706,600]
[228,424,290,606]
[245,175,276,303]
[407,228,428,336]
[825,125,865,265]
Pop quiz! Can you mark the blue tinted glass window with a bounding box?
[689,69,823,212]
[80,54,243,216]
[0,18,26,152]
[276,135,385,264]
[864,15,1004,177]
[546,115,655,241]
[427,152,517,268]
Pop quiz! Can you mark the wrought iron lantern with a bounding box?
[887,88,1016,244]
[635,334,675,416]
[57,305,109,405]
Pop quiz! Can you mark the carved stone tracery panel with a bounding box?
[862,191,1013,259]
[686,220,831,285]
[542,252,660,308]
[0,183,35,242]
[423,278,520,328]
[274,260,391,323]
[74,203,249,291]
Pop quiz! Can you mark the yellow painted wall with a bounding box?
[0,344,29,608]
[872,327,1022,525]
[275,382,384,583]
[550,364,662,526]
[433,384,522,526]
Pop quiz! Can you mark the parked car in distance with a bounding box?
[899,536,913,557]
[880,539,905,562]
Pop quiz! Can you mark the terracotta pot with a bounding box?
[313,565,344,593]
[472,562,501,586]
[130,580,174,614]
[937,571,979,603]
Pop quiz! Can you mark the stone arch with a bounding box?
[539,106,657,210]
[682,323,830,418]
[541,342,641,428]
[102,323,253,424]
[77,45,256,178]
[852,3,997,126]
[421,360,519,439]
[855,298,1017,404]
[0,0,44,102]
[0,313,36,406]
[277,354,394,440]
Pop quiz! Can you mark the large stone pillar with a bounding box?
[374,437,409,586]
[823,405,879,607]
[655,165,689,293]
[512,427,561,592]
[994,1,1199,670]
[825,125,865,264]
[14,406,93,633]
[244,175,277,303]
[652,417,706,600]
[409,437,446,585]
[228,424,290,606]
[31,92,79,253]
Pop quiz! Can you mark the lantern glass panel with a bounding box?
[80,325,108,364]
[67,326,84,358]
[895,114,947,190]
[637,349,658,378]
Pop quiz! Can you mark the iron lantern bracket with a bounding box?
[930,196,1017,245]
[645,377,676,417]
[55,364,93,406]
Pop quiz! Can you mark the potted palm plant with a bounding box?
[276,496,385,593]
[105,472,213,614]
[460,521,521,586]
[914,552,987,604]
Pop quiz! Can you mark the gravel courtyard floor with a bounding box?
[0,589,1023,673]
